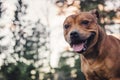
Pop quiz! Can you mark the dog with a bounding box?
[63,10,120,80]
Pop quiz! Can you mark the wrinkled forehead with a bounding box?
[64,12,95,24]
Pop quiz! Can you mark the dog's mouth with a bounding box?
[70,32,95,53]
[71,40,87,53]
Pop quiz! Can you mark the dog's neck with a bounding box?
[82,25,107,64]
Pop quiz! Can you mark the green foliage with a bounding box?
[1,62,39,80]
[42,72,54,80]
[52,52,85,80]
[81,0,104,11]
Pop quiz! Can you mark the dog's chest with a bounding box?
[82,64,108,80]
[81,56,108,80]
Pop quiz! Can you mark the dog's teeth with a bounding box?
[83,44,87,51]
[85,40,87,44]
[83,47,86,51]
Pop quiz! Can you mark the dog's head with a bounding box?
[63,10,100,53]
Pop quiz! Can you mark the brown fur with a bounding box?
[63,10,120,80]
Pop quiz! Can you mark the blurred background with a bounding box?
[0,0,120,80]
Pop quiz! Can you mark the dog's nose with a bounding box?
[70,31,79,38]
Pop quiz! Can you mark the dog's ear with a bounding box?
[90,9,99,19]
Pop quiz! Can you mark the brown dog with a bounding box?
[63,10,120,80]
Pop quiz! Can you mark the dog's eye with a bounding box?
[64,24,70,29]
[81,20,89,25]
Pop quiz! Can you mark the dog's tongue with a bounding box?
[72,43,84,52]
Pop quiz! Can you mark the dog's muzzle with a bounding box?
[70,31,95,53]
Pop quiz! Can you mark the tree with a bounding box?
[0,0,49,80]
